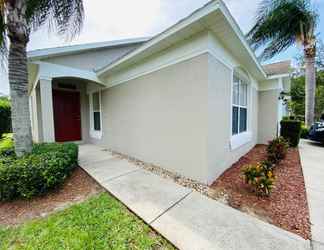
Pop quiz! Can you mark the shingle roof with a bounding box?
[27,37,151,60]
[263,60,291,76]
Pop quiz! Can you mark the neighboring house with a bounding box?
[27,0,290,184]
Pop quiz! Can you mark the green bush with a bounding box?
[0,133,14,156]
[300,125,309,139]
[267,137,289,164]
[0,143,78,201]
[280,120,302,147]
[242,162,275,196]
[0,98,11,138]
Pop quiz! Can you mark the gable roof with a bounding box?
[96,0,269,80]
[263,60,291,76]
[27,37,150,61]
[27,0,291,82]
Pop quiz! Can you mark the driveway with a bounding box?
[79,144,311,250]
[299,140,324,250]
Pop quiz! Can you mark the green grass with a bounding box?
[0,193,175,250]
[0,133,13,151]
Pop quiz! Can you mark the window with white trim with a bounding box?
[232,75,248,135]
[92,92,101,131]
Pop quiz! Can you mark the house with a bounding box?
[27,0,291,185]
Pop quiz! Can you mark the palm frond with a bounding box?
[0,2,8,68]
[247,0,318,61]
[26,0,84,40]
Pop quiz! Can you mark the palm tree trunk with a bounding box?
[304,48,316,127]
[7,0,33,156]
[8,41,33,156]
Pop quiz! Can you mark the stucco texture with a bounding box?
[90,54,209,183]
[207,54,258,184]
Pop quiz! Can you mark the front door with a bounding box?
[53,89,82,142]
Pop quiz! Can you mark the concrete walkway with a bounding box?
[299,140,324,250]
[79,144,311,250]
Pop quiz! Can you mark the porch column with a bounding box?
[39,78,55,142]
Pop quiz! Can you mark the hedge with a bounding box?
[280,120,302,147]
[0,143,78,201]
[0,98,11,138]
[300,125,309,139]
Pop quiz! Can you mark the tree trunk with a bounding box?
[8,41,33,156]
[7,0,33,156]
[304,47,316,127]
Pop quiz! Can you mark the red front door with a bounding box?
[53,89,82,142]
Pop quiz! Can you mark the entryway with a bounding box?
[53,89,82,142]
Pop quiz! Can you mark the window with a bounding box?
[92,92,101,132]
[232,75,248,135]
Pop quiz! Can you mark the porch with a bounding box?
[28,62,105,143]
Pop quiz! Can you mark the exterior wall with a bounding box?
[43,45,139,71]
[90,54,209,183]
[207,54,258,184]
[258,89,280,144]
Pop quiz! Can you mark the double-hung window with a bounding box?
[92,92,101,131]
[90,91,102,139]
[232,75,248,135]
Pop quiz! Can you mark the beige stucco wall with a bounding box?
[89,54,210,183]
[258,89,280,144]
[88,53,261,184]
[206,54,258,184]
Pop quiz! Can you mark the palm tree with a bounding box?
[0,0,84,156]
[247,0,318,127]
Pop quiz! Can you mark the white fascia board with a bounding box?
[27,37,150,61]
[267,73,290,79]
[103,32,209,88]
[217,2,267,79]
[96,1,221,77]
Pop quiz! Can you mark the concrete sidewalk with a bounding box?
[79,144,311,250]
[299,140,324,250]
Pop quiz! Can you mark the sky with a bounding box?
[1,0,324,95]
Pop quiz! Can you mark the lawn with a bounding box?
[0,193,175,250]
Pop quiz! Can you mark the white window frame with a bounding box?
[230,69,252,150]
[89,90,102,139]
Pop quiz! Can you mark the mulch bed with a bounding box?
[0,167,103,226]
[210,144,311,240]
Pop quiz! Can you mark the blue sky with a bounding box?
[1,0,324,95]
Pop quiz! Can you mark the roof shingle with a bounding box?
[263,60,291,76]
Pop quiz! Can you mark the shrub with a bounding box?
[0,143,78,201]
[280,120,302,147]
[242,162,275,196]
[300,125,309,139]
[0,133,14,156]
[267,137,289,164]
[0,98,11,138]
